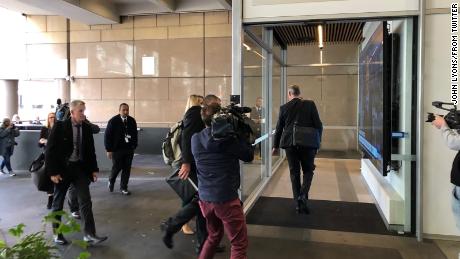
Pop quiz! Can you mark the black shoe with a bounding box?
[160,221,173,249]
[121,189,131,195]
[108,182,114,192]
[53,234,69,245]
[47,196,53,210]
[71,211,81,219]
[298,198,310,215]
[83,234,108,245]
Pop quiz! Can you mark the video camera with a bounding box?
[211,95,256,144]
[426,101,460,130]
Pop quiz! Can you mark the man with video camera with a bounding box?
[432,115,460,228]
[192,102,254,259]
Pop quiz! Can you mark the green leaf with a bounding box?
[8,224,25,237]
[0,240,6,249]
[77,251,91,259]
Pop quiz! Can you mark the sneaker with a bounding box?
[83,234,108,245]
[71,211,81,219]
[108,182,114,192]
[8,172,16,176]
[0,169,5,174]
[53,234,69,245]
[121,189,131,195]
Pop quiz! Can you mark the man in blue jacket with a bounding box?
[192,103,254,259]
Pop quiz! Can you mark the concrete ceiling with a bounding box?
[0,0,231,24]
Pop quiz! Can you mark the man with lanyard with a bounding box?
[105,103,138,195]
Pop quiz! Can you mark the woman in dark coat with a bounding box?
[38,112,56,209]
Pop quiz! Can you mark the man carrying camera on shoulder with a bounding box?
[191,102,254,259]
[432,115,460,228]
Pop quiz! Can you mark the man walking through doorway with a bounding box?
[272,85,323,214]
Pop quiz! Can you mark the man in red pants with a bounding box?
[191,103,254,259]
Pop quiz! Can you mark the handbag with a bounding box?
[293,123,320,149]
[29,153,53,192]
[165,168,198,203]
[282,99,321,149]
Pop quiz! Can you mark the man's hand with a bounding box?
[432,115,447,129]
[107,152,112,160]
[272,148,279,156]
[51,175,62,184]
[179,163,191,180]
[92,172,98,182]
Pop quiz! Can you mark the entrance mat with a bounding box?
[246,197,394,235]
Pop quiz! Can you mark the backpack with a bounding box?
[56,103,70,121]
[162,120,183,166]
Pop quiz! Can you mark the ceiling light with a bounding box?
[318,24,324,49]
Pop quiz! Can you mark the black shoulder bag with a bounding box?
[291,100,321,149]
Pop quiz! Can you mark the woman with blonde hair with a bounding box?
[162,94,212,253]
[38,112,56,209]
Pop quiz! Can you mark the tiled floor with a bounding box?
[263,158,373,203]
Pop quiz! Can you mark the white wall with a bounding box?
[243,0,418,23]
[423,12,460,237]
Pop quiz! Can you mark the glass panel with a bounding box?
[272,59,282,167]
[241,33,267,202]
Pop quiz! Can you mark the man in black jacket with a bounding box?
[272,85,323,214]
[105,103,138,195]
[46,100,107,245]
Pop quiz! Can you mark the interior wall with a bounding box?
[286,43,359,151]
[23,12,232,126]
[423,6,460,236]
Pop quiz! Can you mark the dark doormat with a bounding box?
[246,197,395,235]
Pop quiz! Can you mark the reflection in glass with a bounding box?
[241,33,266,202]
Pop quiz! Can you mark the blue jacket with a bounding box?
[191,127,254,203]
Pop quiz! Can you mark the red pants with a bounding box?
[199,199,248,259]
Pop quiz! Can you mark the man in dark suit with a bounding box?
[250,97,264,159]
[105,103,138,195]
[46,100,107,245]
[272,85,323,214]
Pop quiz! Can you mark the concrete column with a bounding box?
[57,79,71,103]
[0,80,18,119]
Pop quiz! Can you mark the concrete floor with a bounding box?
[0,155,459,259]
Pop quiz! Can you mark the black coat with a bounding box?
[38,127,50,148]
[45,119,99,177]
[273,98,323,149]
[181,106,205,164]
[104,115,138,152]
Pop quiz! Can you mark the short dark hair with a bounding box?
[204,94,221,105]
[201,103,221,126]
[119,103,129,110]
[288,85,300,96]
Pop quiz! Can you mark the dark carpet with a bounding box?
[246,197,394,235]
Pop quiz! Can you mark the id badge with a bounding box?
[125,136,129,143]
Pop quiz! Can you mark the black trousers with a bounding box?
[165,195,207,249]
[285,147,316,201]
[109,149,134,190]
[52,162,96,236]
[68,184,79,212]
